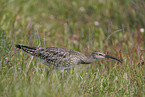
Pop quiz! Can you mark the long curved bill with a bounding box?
[105,55,122,63]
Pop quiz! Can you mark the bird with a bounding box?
[15,44,122,72]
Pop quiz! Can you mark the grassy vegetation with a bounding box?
[0,0,145,96]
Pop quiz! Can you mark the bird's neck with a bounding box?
[80,55,96,64]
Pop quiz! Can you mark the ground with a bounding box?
[0,0,145,96]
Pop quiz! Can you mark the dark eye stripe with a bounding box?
[99,54,103,56]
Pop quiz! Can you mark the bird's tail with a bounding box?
[15,44,37,56]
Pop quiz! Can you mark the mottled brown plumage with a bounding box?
[16,44,122,72]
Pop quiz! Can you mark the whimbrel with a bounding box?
[15,44,122,72]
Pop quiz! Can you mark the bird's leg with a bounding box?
[57,68,65,80]
[61,71,64,80]
[47,68,54,78]
[47,70,50,82]
[47,71,50,77]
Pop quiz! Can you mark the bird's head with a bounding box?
[91,51,122,63]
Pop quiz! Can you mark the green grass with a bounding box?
[0,0,145,96]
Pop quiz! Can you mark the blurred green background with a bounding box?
[0,0,145,97]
